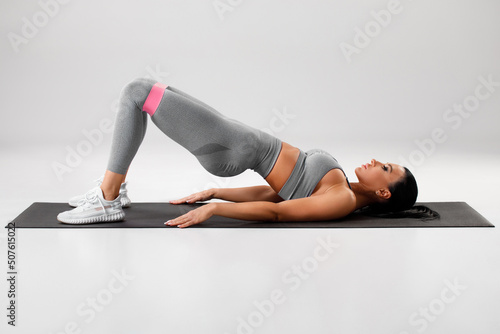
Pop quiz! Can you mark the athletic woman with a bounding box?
[57,78,437,227]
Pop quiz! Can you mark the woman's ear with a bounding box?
[376,188,392,200]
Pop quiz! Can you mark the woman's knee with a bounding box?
[120,77,158,109]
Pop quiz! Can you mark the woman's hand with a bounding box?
[165,203,216,228]
[169,189,216,204]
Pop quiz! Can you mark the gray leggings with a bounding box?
[106,78,282,178]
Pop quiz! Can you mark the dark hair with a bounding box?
[359,167,440,220]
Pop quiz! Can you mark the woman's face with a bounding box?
[355,159,406,198]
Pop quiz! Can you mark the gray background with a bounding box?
[1,2,500,334]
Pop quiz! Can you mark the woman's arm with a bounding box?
[166,187,356,228]
[215,186,283,203]
[169,185,283,204]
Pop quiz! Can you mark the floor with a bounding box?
[1,141,499,334]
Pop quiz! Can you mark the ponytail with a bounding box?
[358,205,440,220]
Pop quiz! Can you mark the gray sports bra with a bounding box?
[277,149,351,200]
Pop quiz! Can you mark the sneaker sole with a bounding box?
[58,211,125,225]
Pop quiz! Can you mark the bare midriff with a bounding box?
[264,142,301,194]
[265,142,351,197]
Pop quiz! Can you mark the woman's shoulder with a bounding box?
[325,183,357,212]
[309,184,357,218]
[313,171,355,201]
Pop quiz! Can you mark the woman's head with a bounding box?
[355,159,418,212]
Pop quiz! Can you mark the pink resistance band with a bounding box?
[142,82,168,116]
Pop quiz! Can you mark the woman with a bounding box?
[57,78,438,227]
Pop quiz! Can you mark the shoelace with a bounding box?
[80,188,107,213]
[76,177,126,206]
[76,177,105,206]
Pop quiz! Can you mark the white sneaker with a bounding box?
[69,176,131,208]
[58,187,125,224]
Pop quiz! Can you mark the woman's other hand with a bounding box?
[165,203,216,228]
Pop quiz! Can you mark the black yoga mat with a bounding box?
[6,202,494,228]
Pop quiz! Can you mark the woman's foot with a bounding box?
[68,176,131,208]
[58,187,125,224]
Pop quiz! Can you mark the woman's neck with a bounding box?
[349,182,378,210]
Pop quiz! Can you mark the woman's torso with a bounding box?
[265,142,351,199]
